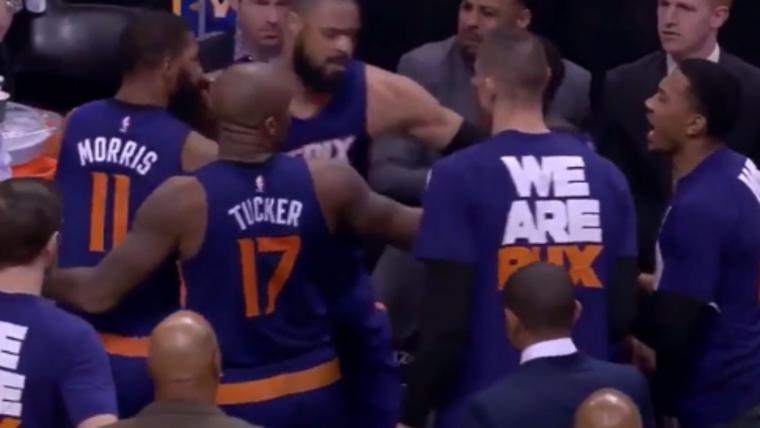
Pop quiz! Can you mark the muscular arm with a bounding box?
[310,160,420,250]
[366,66,485,152]
[46,177,204,313]
[181,131,218,172]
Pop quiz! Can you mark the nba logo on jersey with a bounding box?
[119,116,131,134]
[255,175,264,193]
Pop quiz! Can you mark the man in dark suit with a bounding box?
[461,263,654,428]
[106,311,258,428]
[597,0,760,273]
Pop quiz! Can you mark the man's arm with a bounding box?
[401,162,476,427]
[46,177,202,313]
[366,65,486,154]
[311,160,420,250]
[181,130,218,172]
[62,324,118,428]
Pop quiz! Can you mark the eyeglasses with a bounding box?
[5,0,23,13]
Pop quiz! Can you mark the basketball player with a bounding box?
[47,63,418,427]
[280,0,486,177]
[53,11,217,418]
[400,28,638,428]
[636,59,760,428]
[0,179,117,428]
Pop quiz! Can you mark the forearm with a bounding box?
[368,162,429,205]
[44,268,113,314]
[387,206,422,251]
[401,260,473,427]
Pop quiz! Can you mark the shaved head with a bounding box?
[574,389,643,428]
[148,311,221,401]
[475,27,548,103]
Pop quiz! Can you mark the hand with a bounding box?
[630,337,656,374]
[638,273,655,293]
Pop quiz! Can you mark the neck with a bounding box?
[115,74,169,108]
[154,381,217,405]
[492,100,550,135]
[670,37,718,63]
[218,136,274,164]
[672,139,720,181]
[522,333,572,350]
[0,265,44,296]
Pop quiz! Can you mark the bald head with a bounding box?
[211,62,291,130]
[476,27,548,103]
[574,389,643,428]
[148,310,220,397]
[503,262,576,335]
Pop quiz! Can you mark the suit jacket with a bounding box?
[105,401,259,428]
[461,353,654,428]
[597,50,760,272]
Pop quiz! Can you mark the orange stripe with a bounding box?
[112,174,130,247]
[99,334,150,358]
[257,236,300,315]
[172,0,181,14]
[89,172,108,252]
[0,418,20,428]
[238,239,259,317]
[216,359,341,405]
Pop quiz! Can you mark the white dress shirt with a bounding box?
[666,44,721,75]
[520,338,578,365]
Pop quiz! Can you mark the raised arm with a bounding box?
[46,177,203,313]
[310,159,420,250]
[366,65,485,153]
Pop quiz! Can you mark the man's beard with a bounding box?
[168,72,216,139]
[293,40,343,93]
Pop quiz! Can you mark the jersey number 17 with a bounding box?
[238,236,301,317]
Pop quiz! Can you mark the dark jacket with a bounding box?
[104,401,259,428]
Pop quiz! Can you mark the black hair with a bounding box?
[502,262,576,333]
[679,58,741,141]
[539,36,565,113]
[118,10,192,76]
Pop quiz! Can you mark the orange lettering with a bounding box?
[0,418,20,428]
[89,173,131,253]
[498,244,603,289]
[238,236,301,318]
[564,245,602,288]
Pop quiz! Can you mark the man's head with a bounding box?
[645,59,740,153]
[118,11,202,106]
[287,0,360,92]
[473,27,549,116]
[148,311,222,402]
[502,263,581,351]
[658,0,731,60]
[236,0,291,57]
[0,179,60,273]
[210,63,292,152]
[457,0,533,60]
[539,36,565,114]
[574,389,643,428]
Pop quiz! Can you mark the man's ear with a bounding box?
[287,10,304,36]
[517,8,532,29]
[573,300,583,325]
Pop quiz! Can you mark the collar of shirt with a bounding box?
[140,400,224,417]
[520,338,578,365]
[666,44,721,74]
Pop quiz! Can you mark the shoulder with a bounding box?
[561,59,591,83]
[365,64,423,98]
[720,52,760,81]
[41,303,101,346]
[606,52,663,86]
[398,37,456,70]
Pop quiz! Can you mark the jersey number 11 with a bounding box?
[89,172,130,253]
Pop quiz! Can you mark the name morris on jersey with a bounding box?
[77,137,158,176]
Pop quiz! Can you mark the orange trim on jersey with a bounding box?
[171,0,181,15]
[238,239,260,317]
[112,174,130,247]
[89,172,108,252]
[216,358,341,405]
[0,418,20,428]
[99,334,150,358]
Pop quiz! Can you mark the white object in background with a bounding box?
[0,134,10,181]
[25,0,46,13]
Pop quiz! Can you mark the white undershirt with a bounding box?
[519,338,578,365]
[666,44,721,75]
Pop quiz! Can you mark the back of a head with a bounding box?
[678,58,741,141]
[477,27,549,102]
[294,0,356,15]
[118,10,191,76]
[539,36,565,111]
[210,63,292,129]
[0,179,60,270]
[503,262,576,335]
[574,389,643,428]
[148,311,220,395]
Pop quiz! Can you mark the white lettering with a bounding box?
[227,197,304,232]
[93,137,108,162]
[77,139,94,166]
[0,321,27,418]
[739,159,760,206]
[75,138,158,175]
[137,152,158,176]
[106,137,122,163]
[288,136,356,162]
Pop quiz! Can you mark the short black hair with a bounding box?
[0,179,61,269]
[679,58,741,140]
[515,0,536,10]
[118,10,192,75]
[539,36,565,113]
[294,0,356,14]
[478,28,548,102]
[502,262,576,333]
